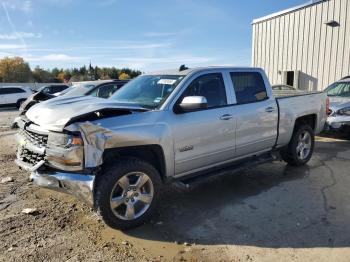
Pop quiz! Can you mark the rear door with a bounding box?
[170,71,236,176]
[228,70,278,157]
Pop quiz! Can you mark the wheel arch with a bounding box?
[294,114,317,132]
[102,145,167,181]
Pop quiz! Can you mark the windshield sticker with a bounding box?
[157,79,177,85]
[154,97,162,103]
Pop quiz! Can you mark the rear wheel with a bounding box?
[94,157,162,230]
[281,125,314,166]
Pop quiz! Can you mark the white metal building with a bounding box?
[252,0,350,91]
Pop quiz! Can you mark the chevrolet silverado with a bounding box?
[15,67,327,229]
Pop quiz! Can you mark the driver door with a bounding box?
[170,72,236,177]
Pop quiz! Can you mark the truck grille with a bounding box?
[20,129,48,148]
[18,148,45,166]
[17,127,48,167]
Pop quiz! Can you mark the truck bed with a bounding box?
[273,90,323,98]
[274,90,327,147]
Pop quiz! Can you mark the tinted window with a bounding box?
[0,88,9,95]
[230,72,268,104]
[42,86,52,93]
[90,84,118,98]
[0,88,25,94]
[181,73,227,108]
[51,85,67,93]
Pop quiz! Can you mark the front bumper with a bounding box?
[29,169,95,207]
[16,157,95,207]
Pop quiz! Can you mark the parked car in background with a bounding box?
[61,80,128,98]
[21,84,70,109]
[19,80,128,115]
[324,76,350,132]
[15,66,327,229]
[35,84,70,95]
[0,86,33,108]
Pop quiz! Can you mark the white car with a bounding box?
[0,86,33,108]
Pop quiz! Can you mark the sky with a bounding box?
[0,0,309,72]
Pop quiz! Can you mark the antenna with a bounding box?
[179,64,188,71]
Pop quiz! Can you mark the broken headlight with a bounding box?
[46,132,84,171]
[48,132,84,148]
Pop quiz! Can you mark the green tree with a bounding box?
[119,72,131,80]
[32,66,51,83]
[0,57,33,82]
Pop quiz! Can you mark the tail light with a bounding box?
[326,97,331,115]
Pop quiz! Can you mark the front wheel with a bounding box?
[94,158,162,230]
[280,125,315,166]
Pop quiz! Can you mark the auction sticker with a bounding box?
[157,79,177,85]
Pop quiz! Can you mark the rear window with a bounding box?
[230,72,268,104]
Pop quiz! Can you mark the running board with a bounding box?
[174,151,280,190]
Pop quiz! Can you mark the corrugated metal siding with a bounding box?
[252,0,350,91]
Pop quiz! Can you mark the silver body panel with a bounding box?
[15,67,327,206]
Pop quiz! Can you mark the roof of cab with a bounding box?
[147,66,263,76]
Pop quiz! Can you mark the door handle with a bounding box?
[220,114,233,120]
[265,107,276,113]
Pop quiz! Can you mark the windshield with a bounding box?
[326,82,350,97]
[62,83,96,97]
[110,75,184,109]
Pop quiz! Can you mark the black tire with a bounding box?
[94,157,162,230]
[280,124,315,166]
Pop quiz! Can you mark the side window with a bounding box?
[0,88,10,95]
[52,86,66,93]
[14,88,26,93]
[230,72,268,104]
[91,85,117,99]
[181,73,227,108]
[43,87,52,93]
[6,88,26,94]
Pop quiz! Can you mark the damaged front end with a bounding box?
[15,116,96,206]
[15,101,145,207]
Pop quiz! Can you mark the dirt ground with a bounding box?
[1,108,350,262]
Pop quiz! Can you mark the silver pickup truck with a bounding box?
[15,67,327,229]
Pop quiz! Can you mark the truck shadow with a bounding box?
[122,139,350,248]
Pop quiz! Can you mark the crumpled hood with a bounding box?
[25,96,146,131]
[329,96,350,111]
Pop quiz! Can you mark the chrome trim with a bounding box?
[30,171,95,207]
[16,133,46,155]
[15,159,45,172]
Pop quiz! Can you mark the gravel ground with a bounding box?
[1,109,350,262]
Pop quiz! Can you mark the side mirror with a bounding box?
[179,96,208,112]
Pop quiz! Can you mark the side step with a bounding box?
[174,152,280,190]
